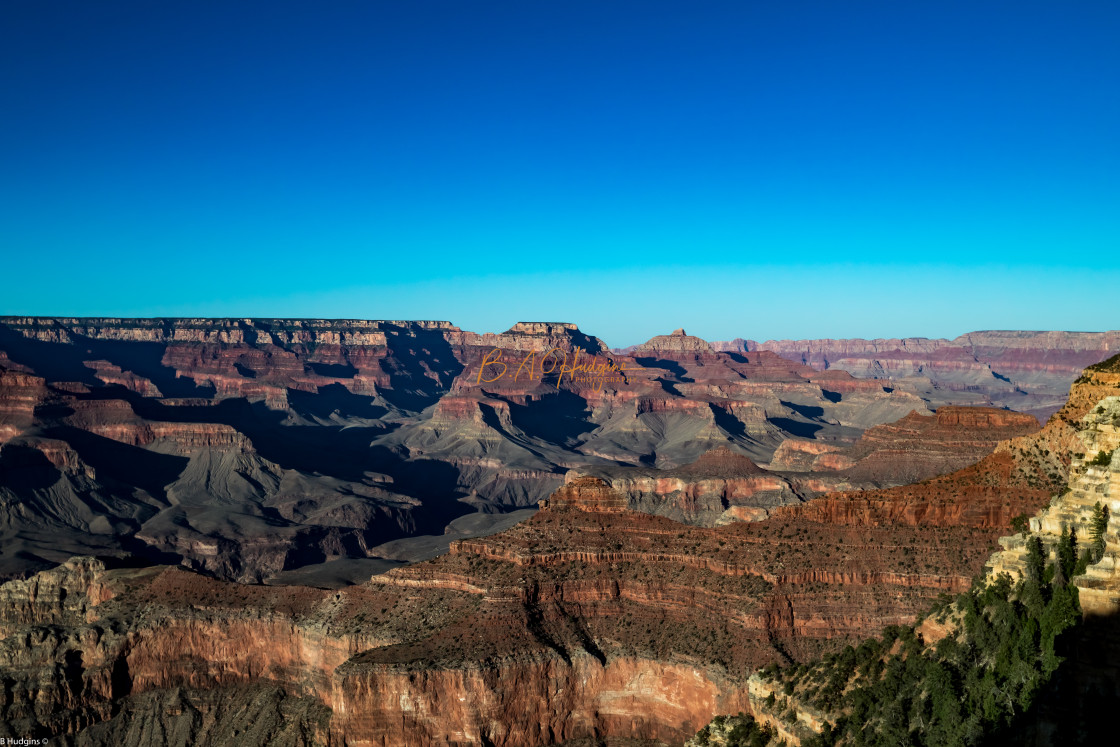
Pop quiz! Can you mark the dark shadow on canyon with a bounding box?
[711,404,747,437]
[377,324,464,412]
[507,390,596,447]
[781,400,825,420]
[768,417,823,439]
[987,609,1120,745]
[634,357,693,382]
[288,383,390,421]
[46,425,188,504]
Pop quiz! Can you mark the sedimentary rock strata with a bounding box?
[0,317,948,581]
[0,320,1115,743]
[710,330,1120,422]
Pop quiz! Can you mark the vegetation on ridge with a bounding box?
[1084,353,1120,374]
[689,538,1085,747]
[1087,450,1112,467]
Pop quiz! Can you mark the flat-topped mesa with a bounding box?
[505,321,608,354]
[634,328,713,354]
[539,475,629,513]
[852,406,1040,448]
[0,316,461,347]
[505,322,580,336]
[458,321,608,355]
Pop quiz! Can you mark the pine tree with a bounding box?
[1057,525,1078,579]
[1052,558,1067,589]
[1075,548,1092,576]
[1090,502,1110,562]
[1023,536,1050,611]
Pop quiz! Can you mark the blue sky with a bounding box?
[2,1,1118,347]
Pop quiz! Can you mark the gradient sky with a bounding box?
[2,1,1118,347]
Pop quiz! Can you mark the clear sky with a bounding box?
[2,1,1118,347]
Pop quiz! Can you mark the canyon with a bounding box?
[0,319,1117,745]
[0,317,1064,583]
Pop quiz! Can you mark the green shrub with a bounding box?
[1088,450,1113,467]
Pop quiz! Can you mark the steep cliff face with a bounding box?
[982,385,1120,715]
[0,553,760,746]
[0,367,47,443]
[330,655,751,746]
[987,396,1120,610]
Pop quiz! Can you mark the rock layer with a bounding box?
[711,330,1120,422]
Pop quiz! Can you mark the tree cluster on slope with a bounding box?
[691,540,1084,747]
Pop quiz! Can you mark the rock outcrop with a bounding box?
[558,406,1042,528]
[633,328,714,354]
